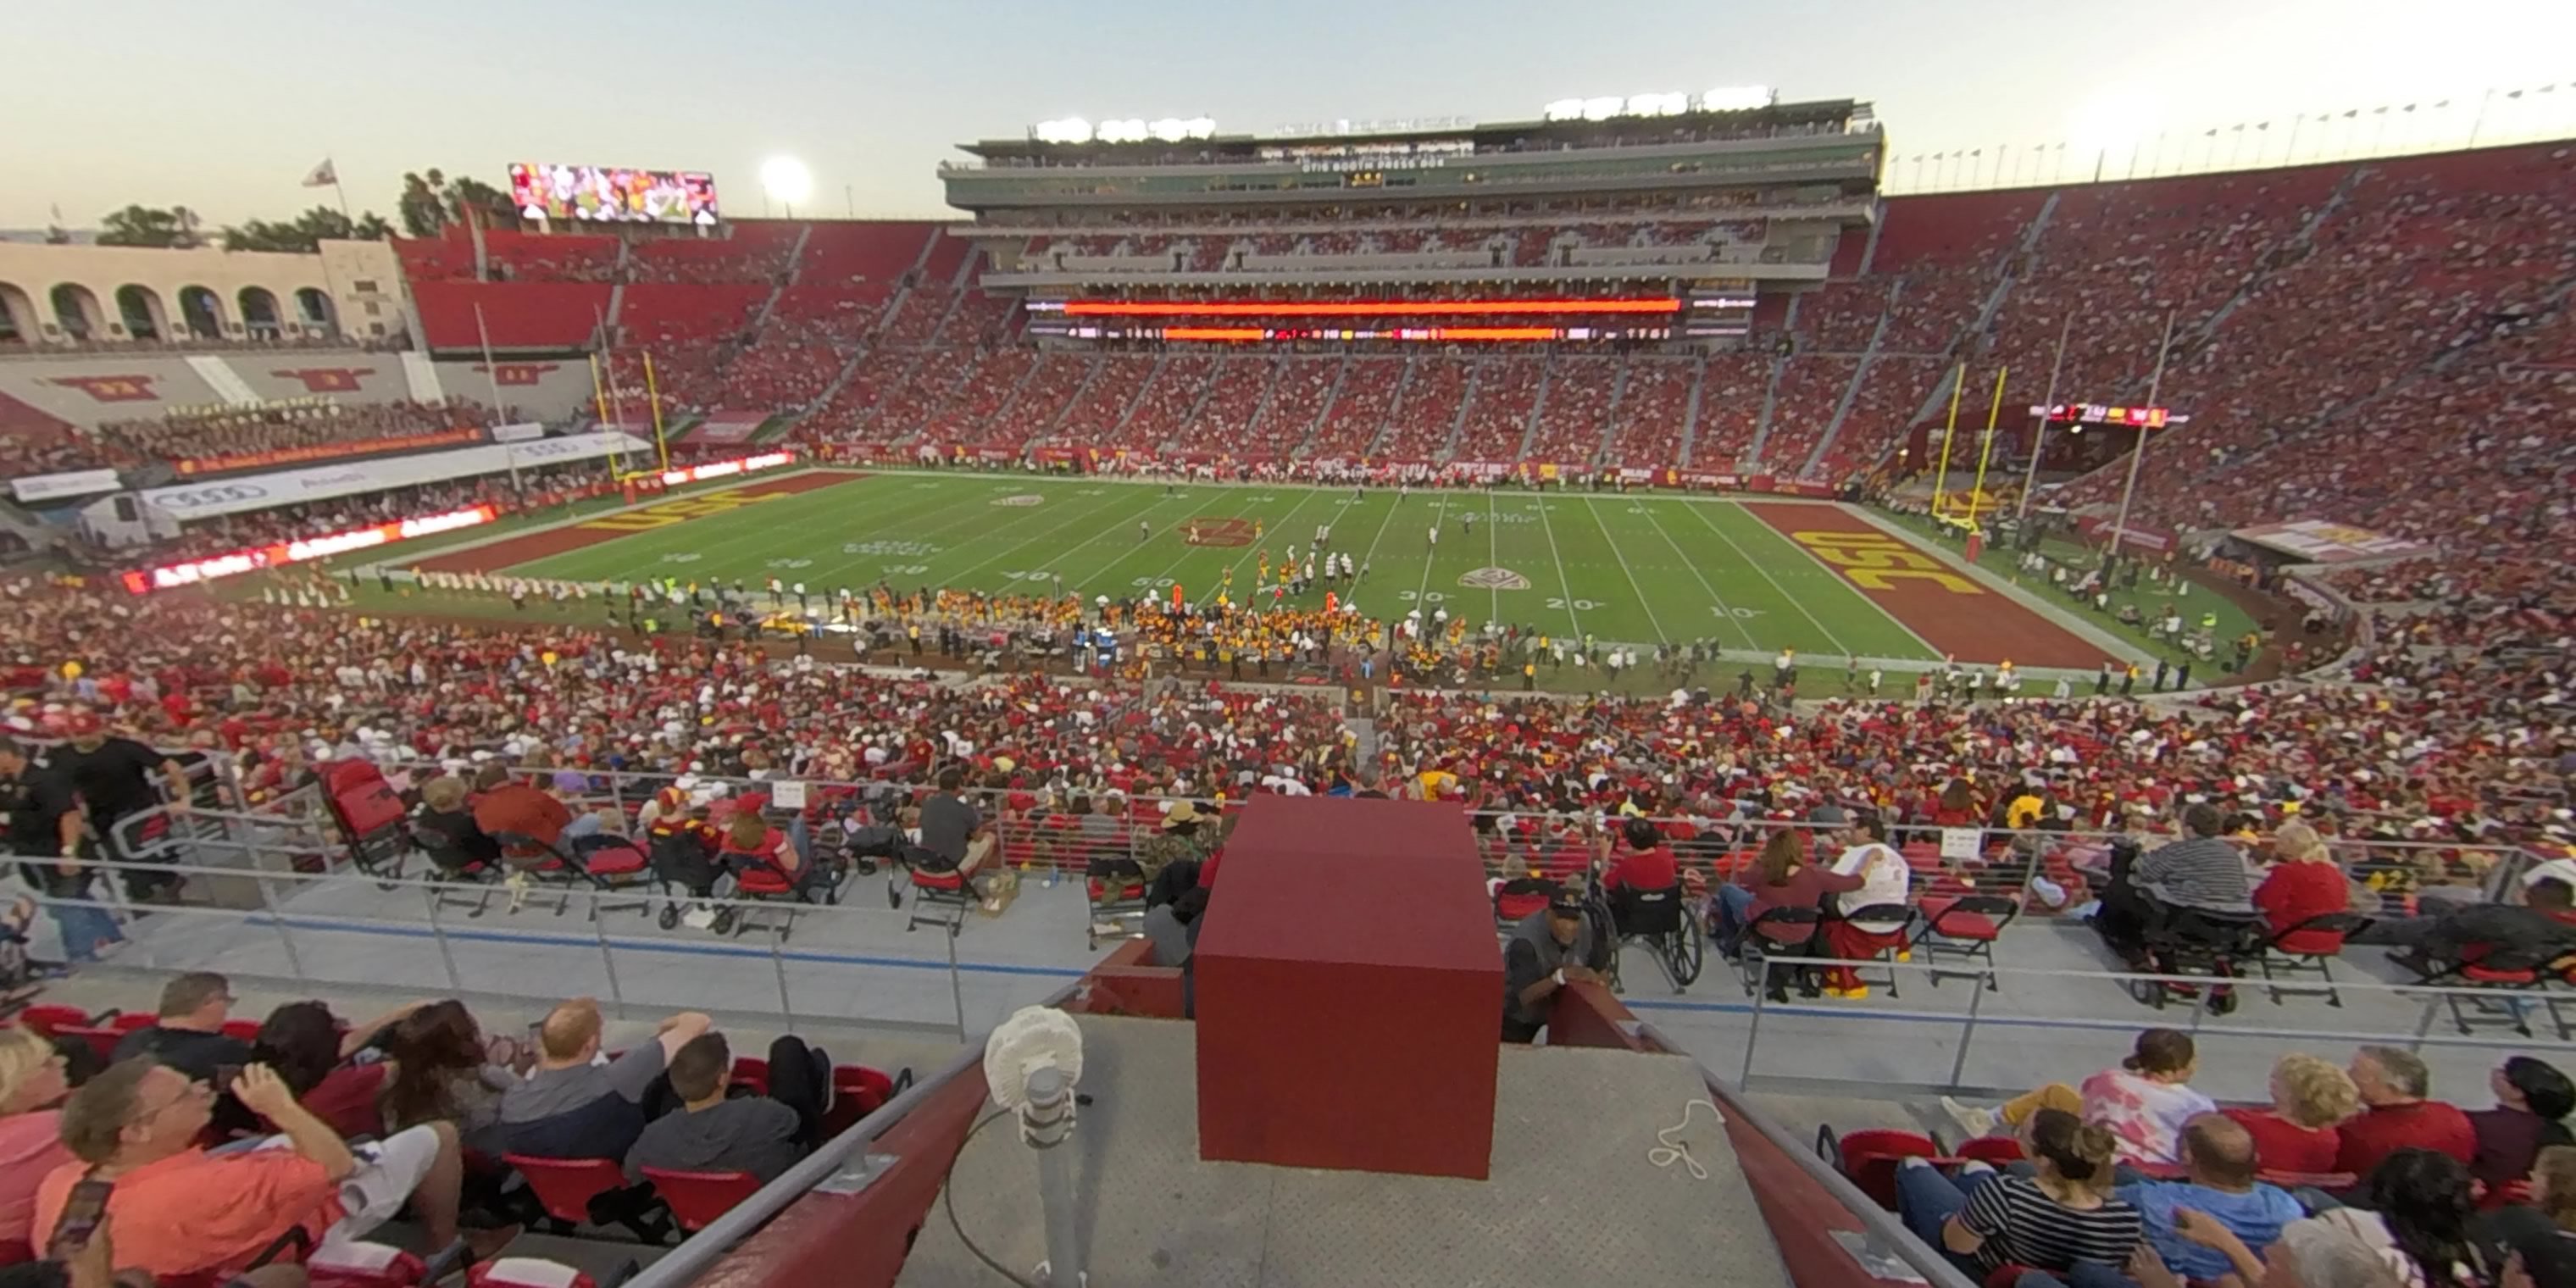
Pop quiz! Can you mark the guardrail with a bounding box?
[360,758,2540,907]
[54,802,990,1041]
[1729,952,2576,1096]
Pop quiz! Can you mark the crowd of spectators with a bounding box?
[0,969,884,1285]
[34,397,497,475]
[1522,356,1619,464]
[1372,356,1470,460]
[1302,356,1406,459]
[1916,1030,2576,1286]
[1450,358,1542,461]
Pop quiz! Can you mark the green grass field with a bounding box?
[436,470,2026,665]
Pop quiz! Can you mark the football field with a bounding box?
[413,469,2121,669]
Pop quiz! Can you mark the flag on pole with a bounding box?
[301,159,337,188]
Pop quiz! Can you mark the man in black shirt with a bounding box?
[0,736,124,964]
[916,767,992,876]
[53,711,192,900]
[109,971,254,1082]
[1501,885,1613,1043]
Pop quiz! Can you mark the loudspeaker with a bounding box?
[114,496,139,522]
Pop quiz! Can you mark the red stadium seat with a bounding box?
[1818,1125,1940,1210]
[640,1167,761,1232]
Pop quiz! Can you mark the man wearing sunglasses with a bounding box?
[29,1058,515,1282]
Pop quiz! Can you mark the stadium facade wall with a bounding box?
[0,239,407,347]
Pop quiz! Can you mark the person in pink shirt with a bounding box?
[1945,1029,2218,1165]
[0,1026,75,1248]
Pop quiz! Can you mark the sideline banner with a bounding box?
[119,504,500,594]
[137,431,654,520]
[173,426,484,477]
[10,469,124,505]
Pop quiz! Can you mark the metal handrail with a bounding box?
[617,980,1079,1288]
[1632,1018,1984,1288]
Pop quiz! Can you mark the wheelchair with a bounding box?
[2131,904,2271,1014]
[1606,882,1706,993]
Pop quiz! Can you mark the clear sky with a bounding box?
[8,0,2571,229]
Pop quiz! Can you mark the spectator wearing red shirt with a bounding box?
[1717,830,1863,1000]
[2220,1052,2358,1176]
[2251,820,2355,935]
[2336,1045,2477,1177]
[469,762,572,854]
[1602,818,1678,896]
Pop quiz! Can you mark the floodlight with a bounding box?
[1581,96,1623,121]
[1702,86,1774,112]
[1184,117,1216,138]
[758,156,812,207]
[1543,98,1586,121]
[1149,118,1187,142]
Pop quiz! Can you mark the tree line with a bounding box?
[84,168,516,253]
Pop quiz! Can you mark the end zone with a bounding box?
[414,470,863,575]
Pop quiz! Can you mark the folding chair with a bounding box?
[2255,911,2369,1007]
[719,847,822,942]
[1085,858,1150,951]
[1737,906,1823,1001]
[407,823,500,918]
[319,760,414,887]
[640,1168,761,1232]
[1824,903,1914,999]
[1911,894,2020,991]
[896,846,974,935]
[12,1003,92,1035]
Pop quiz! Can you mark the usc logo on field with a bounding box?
[1182,518,1257,547]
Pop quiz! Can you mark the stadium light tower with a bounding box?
[759,156,813,217]
[2068,92,2160,183]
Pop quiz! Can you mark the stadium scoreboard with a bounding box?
[508,163,720,225]
[2029,402,2188,428]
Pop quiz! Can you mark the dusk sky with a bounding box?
[10,0,2572,229]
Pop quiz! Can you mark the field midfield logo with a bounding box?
[1458,567,1531,591]
[992,494,1045,507]
[1183,517,1257,547]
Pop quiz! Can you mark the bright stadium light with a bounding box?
[1098,119,1149,143]
[1034,117,1093,144]
[1148,117,1188,142]
[1702,86,1774,112]
[1183,117,1216,139]
[1629,92,1689,117]
[759,156,812,209]
[1580,96,1624,121]
[1543,97,1586,121]
[2068,91,2162,167]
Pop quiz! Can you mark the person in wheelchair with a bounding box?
[2096,802,2262,980]
[646,786,726,929]
[1602,818,1679,936]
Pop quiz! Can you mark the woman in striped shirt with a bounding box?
[1897,1108,2146,1283]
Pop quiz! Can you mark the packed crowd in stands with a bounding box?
[133,460,623,561]
[1887,1030,2576,1286]
[16,398,497,477]
[0,970,902,1284]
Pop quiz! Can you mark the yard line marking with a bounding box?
[1123,488,1281,597]
[1021,488,1201,585]
[536,477,944,589]
[791,478,1101,591]
[1353,487,1401,581]
[1581,497,1668,643]
[1635,499,1763,652]
[939,484,1184,586]
[1410,493,1452,611]
[1735,502,1949,660]
[1533,492,1585,641]
[1219,487,1322,586]
[1685,500,1903,661]
[1485,486,1501,625]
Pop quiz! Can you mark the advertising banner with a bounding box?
[10,469,125,505]
[138,431,653,519]
[120,505,499,594]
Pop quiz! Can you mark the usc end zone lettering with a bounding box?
[1791,530,1982,595]
[579,487,788,532]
